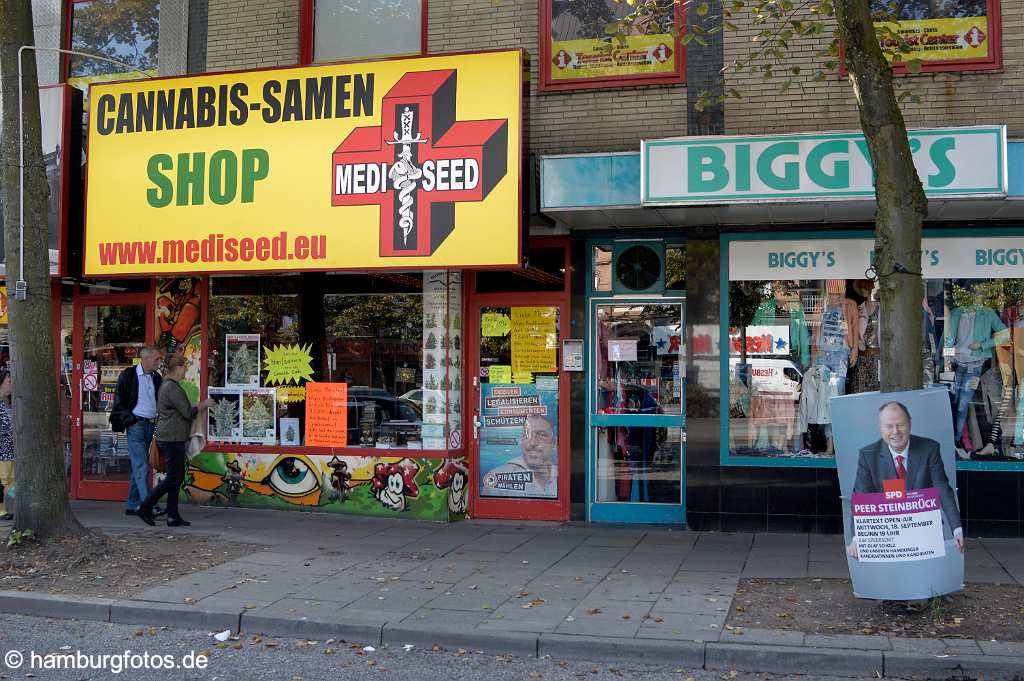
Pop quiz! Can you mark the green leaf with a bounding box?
[905,58,923,74]
[694,34,708,46]
[724,20,738,30]
[682,33,695,45]
[603,22,619,35]
[790,66,801,75]
[697,2,710,15]
[910,94,921,104]
[780,77,794,93]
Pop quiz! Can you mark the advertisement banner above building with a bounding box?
[84,51,522,276]
[643,126,1006,206]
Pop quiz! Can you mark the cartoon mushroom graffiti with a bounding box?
[432,458,469,515]
[370,458,420,511]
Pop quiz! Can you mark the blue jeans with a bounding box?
[126,419,154,510]
[953,360,984,445]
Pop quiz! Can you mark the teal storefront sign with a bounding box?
[642,126,1007,205]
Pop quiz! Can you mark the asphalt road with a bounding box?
[0,613,887,681]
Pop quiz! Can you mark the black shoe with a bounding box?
[153,505,167,517]
[125,508,138,516]
[136,508,156,526]
[166,517,190,527]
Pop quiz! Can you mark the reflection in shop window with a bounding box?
[207,273,461,451]
[69,0,160,86]
[727,238,1024,463]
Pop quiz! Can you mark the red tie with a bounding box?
[896,455,906,480]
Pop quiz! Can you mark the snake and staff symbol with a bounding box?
[386,106,429,247]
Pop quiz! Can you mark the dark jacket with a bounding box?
[110,366,163,432]
[853,434,962,533]
[155,378,198,443]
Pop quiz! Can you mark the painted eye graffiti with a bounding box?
[266,457,320,497]
[387,472,404,495]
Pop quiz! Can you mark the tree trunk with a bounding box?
[835,0,927,393]
[0,1,82,537]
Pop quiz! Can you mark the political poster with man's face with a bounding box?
[832,387,964,600]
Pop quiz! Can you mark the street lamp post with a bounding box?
[15,45,136,300]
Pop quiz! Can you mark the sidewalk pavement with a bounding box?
[1,501,1022,680]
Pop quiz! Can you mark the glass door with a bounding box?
[589,299,686,524]
[468,302,568,520]
[72,295,153,500]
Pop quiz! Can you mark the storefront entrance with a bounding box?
[588,299,686,523]
[71,293,154,500]
[465,239,571,521]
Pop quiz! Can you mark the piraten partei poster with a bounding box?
[479,377,558,499]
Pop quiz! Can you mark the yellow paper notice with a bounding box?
[263,343,315,385]
[511,307,558,374]
[481,312,511,337]
[489,365,512,384]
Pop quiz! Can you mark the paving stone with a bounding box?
[729,627,805,646]
[652,594,726,614]
[965,566,1016,584]
[399,607,489,628]
[977,640,1024,656]
[883,652,1024,681]
[889,636,948,654]
[942,639,984,655]
[804,633,892,650]
[706,643,883,677]
[540,633,705,665]
[741,561,809,578]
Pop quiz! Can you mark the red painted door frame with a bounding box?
[71,289,155,501]
[465,237,571,521]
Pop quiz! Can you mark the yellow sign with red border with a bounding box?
[877,16,992,64]
[84,51,522,275]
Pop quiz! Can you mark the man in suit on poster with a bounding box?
[846,401,964,559]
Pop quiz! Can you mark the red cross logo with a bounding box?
[332,70,509,257]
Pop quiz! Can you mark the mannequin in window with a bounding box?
[995,292,1024,457]
[752,280,810,370]
[944,284,1008,455]
[812,279,858,396]
[848,280,880,394]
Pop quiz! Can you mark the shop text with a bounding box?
[96,232,327,267]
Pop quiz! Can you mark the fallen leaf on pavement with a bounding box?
[586,608,602,615]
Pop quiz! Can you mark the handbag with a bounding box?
[148,436,165,474]
[187,414,207,458]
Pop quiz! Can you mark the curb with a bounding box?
[0,591,112,623]
[110,601,241,632]
[383,623,538,656]
[706,642,884,678]
[3,593,1024,680]
[240,612,384,646]
[539,634,705,667]
[883,651,1024,681]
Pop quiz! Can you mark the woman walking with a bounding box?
[0,371,14,521]
[137,355,213,527]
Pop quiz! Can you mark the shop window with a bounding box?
[308,0,423,63]
[723,234,1024,468]
[539,0,684,91]
[68,0,161,87]
[868,0,1000,72]
[207,272,461,452]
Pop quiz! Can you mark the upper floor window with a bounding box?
[68,0,160,88]
[540,0,684,92]
[871,0,1001,73]
[306,0,424,64]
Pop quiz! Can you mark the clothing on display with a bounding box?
[945,304,1008,449]
[753,298,811,369]
[849,300,881,394]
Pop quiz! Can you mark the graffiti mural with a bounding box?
[156,277,203,402]
[182,451,469,521]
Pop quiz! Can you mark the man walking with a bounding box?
[110,346,163,516]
